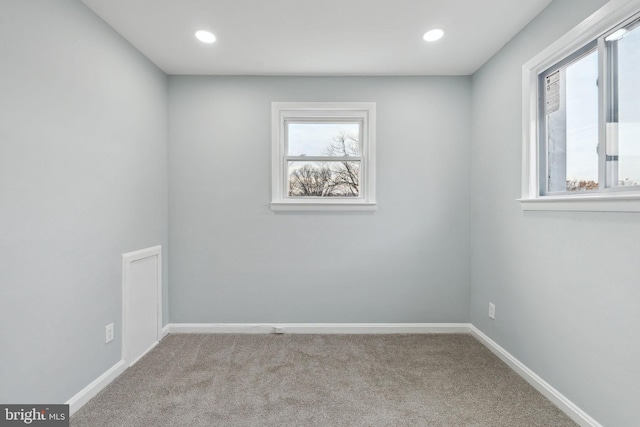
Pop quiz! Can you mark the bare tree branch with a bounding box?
[288,132,361,197]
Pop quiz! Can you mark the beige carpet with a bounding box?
[71,334,576,426]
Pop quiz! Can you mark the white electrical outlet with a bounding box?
[488,303,496,320]
[274,327,284,334]
[105,323,114,343]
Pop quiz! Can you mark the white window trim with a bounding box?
[271,102,376,211]
[520,0,640,212]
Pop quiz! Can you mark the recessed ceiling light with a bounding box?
[423,29,444,42]
[195,30,216,44]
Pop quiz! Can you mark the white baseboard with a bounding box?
[469,325,602,427]
[65,360,127,416]
[164,322,472,334]
[161,324,170,339]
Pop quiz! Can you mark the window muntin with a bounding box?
[538,15,640,196]
[271,103,376,211]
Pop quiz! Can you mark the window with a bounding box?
[522,1,640,212]
[271,102,376,211]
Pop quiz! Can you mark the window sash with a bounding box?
[538,16,640,196]
[284,119,363,158]
[285,159,364,199]
[604,16,640,191]
[539,42,598,195]
[286,159,362,198]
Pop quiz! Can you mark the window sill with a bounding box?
[518,194,640,212]
[270,201,377,212]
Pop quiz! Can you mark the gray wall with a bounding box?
[470,0,640,426]
[0,0,168,403]
[168,76,471,323]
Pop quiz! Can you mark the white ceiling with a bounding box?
[81,0,554,76]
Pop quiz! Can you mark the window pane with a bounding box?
[288,161,359,197]
[608,23,640,188]
[547,50,599,192]
[287,123,360,156]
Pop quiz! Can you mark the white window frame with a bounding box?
[521,0,640,212]
[271,102,376,211]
